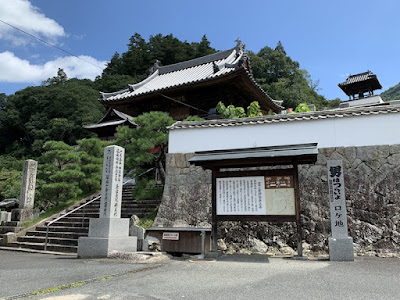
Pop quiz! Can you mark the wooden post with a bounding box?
[211,168,218,252]
[293,159,303,257]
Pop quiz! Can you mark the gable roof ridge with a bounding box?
[113,109,134,121]
[100,89,129,100]
[158,47,237,75]
[128,69,159,91]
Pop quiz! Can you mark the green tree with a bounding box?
[294,103,311,113]
[42,68,68,86]
[115,111,175,184]
[183,116,205,122]
[248,42,335,110]
[102,33,216,79]
[193,35,215,57]
[381,82,400,101]
[102,52,124,76]
[37,141,84,209]
[246,101,263,117]
[94,74,136,93]
[76,138,107,194]
[0,155,23,201]
[0,168,21,202]
[0,93,6,110]
[1,74,105,157]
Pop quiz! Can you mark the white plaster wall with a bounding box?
[346,95,384,107]
[169,113,400,153]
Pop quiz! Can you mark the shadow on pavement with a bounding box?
[217,253,270,263]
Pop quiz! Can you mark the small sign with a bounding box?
[163,232,179,240]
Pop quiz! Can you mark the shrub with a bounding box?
[132,179,164,200]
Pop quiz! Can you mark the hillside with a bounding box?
[381,82,400,101]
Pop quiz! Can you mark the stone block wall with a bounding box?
[154,153,212,228]
[154,145,400,256]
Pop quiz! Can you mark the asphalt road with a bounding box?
[1,250,400,300]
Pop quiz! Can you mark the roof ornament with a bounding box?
[213,61,220,74]
[149,60,160,74]
[235,37,242,47]
[235,38,245,51]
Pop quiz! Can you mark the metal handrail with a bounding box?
[44,179,134,251]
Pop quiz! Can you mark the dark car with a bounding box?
[0,198,19,211]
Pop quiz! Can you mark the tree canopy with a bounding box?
[115,111,175,184]
[248,42,339,110]
[0,74,105,157]
[102,33,216,82]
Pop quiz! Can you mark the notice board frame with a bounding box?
[189,143,318,257]
[213,168,300,223]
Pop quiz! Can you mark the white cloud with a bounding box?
[0,0,65,45]
[0,51,107,83]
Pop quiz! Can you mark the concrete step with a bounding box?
[66,209,100,214]
[26,231,87,239]
[8,241,78,253]
[125,200,161,204]
[121,202,160,209]
[83,205,100,209]
[0,226,23,234]
[122,207,159,212]
[4,184,160,255]
[0,246,77,256]
[72,203,100,209]
[17,236,78,246]
[44,221,89,227]
[1,221,22,227]
[36,226,89,233]
[53,216,92,222]
[65,212,99,218]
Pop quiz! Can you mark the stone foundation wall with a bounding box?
[154,153,212,228]
[154,145,400,256]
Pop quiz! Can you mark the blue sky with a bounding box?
[1,0,399,100]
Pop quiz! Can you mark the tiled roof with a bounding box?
[169,104,400,130]
[83,119,129,129]
[113,109,134,122]
[83,108,136,129]
[338,71,382,88]
[100,44,245,102]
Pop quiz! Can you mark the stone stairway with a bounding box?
[4,184,161,254]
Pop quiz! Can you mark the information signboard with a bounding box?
[216,175,296,216]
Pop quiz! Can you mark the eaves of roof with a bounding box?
[101,65,241,103]
[92,108,135,126]
[83,119,129,129]
[169,104,400,130]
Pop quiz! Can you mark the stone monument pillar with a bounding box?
[11,160,39,222]
[327,160,354,261]
[78,145,137,258]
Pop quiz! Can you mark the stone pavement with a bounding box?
[1,249,400,300]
